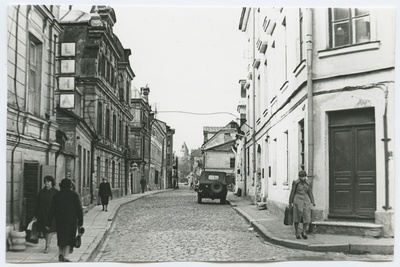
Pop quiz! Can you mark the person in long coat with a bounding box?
[33,175,58,253]
[47,178,83,262]
[289,170,315,239]
[98,178,112,212]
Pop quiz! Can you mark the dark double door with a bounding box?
[329,108,376,219]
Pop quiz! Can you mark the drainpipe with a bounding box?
[251,7,257,203]
[377,83,391,211]
[10,5,22,228]
[305,8,314,183]
[243,135,247,197]
[45,14,54,166]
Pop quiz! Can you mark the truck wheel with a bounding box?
[197,194,202,204]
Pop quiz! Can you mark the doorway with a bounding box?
[329,108,376,219]
[23,161,40,227]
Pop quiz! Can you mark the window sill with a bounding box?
[318,41,381,58]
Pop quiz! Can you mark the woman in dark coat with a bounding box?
[33,175,58,253]
[98,178,112,212]
[289,170,315,239]
[47,178,83,262]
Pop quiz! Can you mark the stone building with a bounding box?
[6,5,63,232]
[129,86,151,193]
[237,7,395,236]
[201,121,238,183]
[149,118,167,190]
[57,6,135,204]
[165,126,175,188]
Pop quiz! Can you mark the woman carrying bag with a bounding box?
[33,175,58,253]
[288,170,315,239]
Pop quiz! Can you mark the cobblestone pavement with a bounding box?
[94,187,392,262]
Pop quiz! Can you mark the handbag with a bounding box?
[284,205,293,226]
[74,227,85,248]
[26,219,39,244]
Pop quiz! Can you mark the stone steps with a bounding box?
[311,221,383,237]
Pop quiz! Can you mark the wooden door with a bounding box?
[329,109,376,219]
[23,161,40,226]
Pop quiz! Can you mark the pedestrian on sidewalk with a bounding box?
[99,178,113,211]
[33,175,58,254]
[289,170,315,240]
[140,177,147,193]
[47,178,84,262]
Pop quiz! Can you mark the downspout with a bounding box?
[243,136,247,197]
[10,4,22,228]
[305,8,314,183]
[45,16,54,165]
[251,7,257,203]
[377,83,391,211]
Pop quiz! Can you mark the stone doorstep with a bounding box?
[312,221,383,237]
[256,202,267,210]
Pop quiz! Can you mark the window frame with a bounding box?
[329,8,371,48]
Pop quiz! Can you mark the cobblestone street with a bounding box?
[94,186,392,262]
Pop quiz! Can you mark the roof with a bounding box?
[60,10,93,23]
[203,126,223,133]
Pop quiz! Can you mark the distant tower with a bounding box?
[180,142,189,159]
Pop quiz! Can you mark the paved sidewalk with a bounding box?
[6,189,172,263]
[227,192,395,255]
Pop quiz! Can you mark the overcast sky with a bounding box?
[114,6,248,153]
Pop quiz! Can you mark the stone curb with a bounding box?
[228,201,394,255]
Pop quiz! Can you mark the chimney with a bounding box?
[141,86,150,102]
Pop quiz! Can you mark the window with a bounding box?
[83,149,86,187]
[230,158,235,168]
[118,162,121,188]
[112,161,115,188]
[96,157,101,187]
[119,119,123,145]
[28,37,42,115]
[284,131,289,186]
[125,125,129,148]
[97,102,103,135]
[125,80,130,102]
[87,151,90,188]
[105,108,110,139]
[112,113,117,142]
[330,8,370,48]
[105,158,109,178]
[299,8,304,62]
[282,17,287,82]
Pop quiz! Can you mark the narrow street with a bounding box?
[94,185,390,262]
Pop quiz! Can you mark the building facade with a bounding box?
[149,118,167,190]
[237,7,395,236]
[202,121,238,183]
[165,127,175,188]
[7,5,63,232]
[129,87,151,193]
[58,6,135,203]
